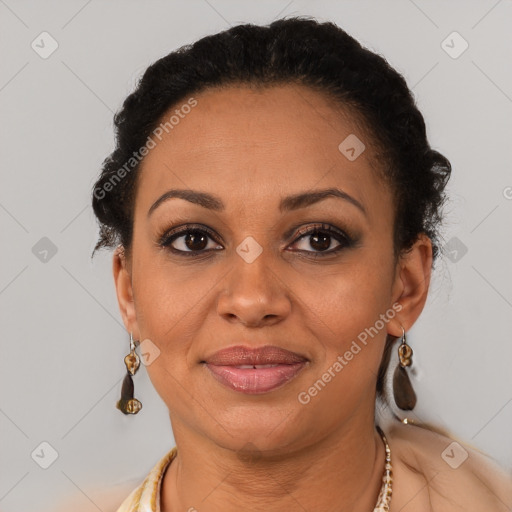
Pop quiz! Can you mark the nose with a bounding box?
[216,248,291,328]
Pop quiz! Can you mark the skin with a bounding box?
[113,84,433,511]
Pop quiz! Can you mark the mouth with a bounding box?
[201,345,309,394]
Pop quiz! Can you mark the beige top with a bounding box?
[116,446,178,512]
[115,421,512,512]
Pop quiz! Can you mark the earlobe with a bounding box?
[388,234,433,336]
[112,246,138,335]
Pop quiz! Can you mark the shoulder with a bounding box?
[115,484,144,512]
[116,446,178,512]
[382,419,512,512]
[55,448,177,512]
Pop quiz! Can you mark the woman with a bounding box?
[91,16,512,512]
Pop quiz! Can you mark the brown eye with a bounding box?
[160,225,223,255]
[290,223,354,256]
[177,230,209,251]
[300,231,336,252]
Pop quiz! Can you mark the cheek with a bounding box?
[300,253,394,334]
[131,248,209,340]
[299,255,394,390]
[129,260,194,377]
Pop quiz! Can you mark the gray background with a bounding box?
[1,1,511,511]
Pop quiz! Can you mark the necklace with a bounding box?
[373,425,392,511]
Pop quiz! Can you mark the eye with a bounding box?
[289,223,354,256]
[158,222,355,258]
[159,224,222,256]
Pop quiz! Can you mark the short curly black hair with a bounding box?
[91,15,451,406]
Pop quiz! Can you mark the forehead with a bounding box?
[135,84,386,219]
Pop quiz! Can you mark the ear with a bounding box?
[387,233,433,337]
[112,246,140,338]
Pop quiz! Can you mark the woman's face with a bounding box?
[114,84,430,453]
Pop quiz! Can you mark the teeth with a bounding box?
[234,364,281,369]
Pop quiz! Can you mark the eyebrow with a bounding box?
[147,187,366,217]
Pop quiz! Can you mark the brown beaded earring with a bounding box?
[116,333,142,415]
[392,325,417,411]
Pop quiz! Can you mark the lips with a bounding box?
[203,345,308,366]
[202,345,309,394]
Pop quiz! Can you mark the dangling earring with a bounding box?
[116,332,142,415]
[392,325,417,411]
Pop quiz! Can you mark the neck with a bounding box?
[161,414,386,512]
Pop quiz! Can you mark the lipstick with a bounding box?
[203,345,308,394]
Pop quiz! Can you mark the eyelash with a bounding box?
[158,222,355,259]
